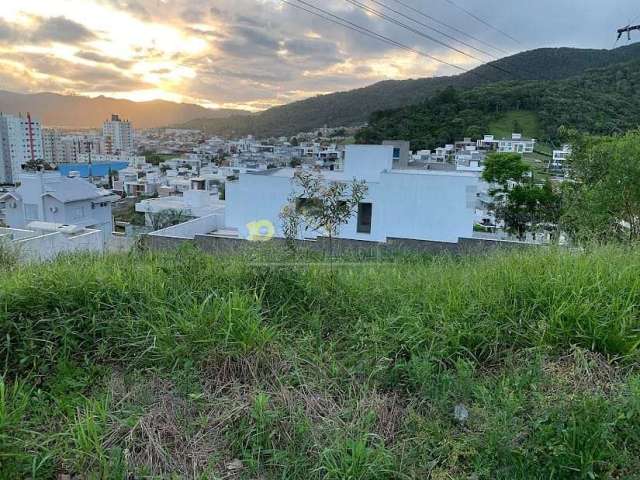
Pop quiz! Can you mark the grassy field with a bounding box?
[1,245,639,479]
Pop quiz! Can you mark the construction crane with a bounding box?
[617,24,640,41]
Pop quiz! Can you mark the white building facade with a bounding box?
[0,113,44,184]
[225,145,479,244]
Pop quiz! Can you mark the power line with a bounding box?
[387,0,508,55]
[441,0,520,45]
[344,0,487,64]
[343,0,518,78]
[281,0,471,74]
[367,0,498,59]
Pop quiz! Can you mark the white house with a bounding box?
[225,145,479,244]
[0,171,118,246]
[498,133,536,154]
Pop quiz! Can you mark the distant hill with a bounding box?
[355,59,640,150]
[0,90,249,129]
[178,44,640,137]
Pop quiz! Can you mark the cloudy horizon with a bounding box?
[0,0,638,111]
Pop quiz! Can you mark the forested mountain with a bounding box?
[179,44,640,137]
[355,59,640,150]
[0,90,249,129]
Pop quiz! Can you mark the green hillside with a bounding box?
[488,111,542,140]
[1,246,640,478]
[356,59,640,150]
[178,44,640,137]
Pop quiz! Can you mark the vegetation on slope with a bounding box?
[488,111,541,140]
[356,59,640,150]
[178,44,640,137]
[1,246,639,478]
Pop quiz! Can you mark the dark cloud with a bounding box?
[181,8,204,23]
[30,16,95,44]
[8,52,151,92]
[98,0,150,20]
[75,51,134,69]
[0,18,19,41]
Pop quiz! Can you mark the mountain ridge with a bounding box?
[0,90,250,129]
[178,44,640,137]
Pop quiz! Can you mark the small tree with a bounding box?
[483,152,560,241]
[149,208,188,230]
[22,159,56,172]
[280,170,368,258]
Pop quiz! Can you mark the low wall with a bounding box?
[145,232,536,256]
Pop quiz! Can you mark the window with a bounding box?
[24,203,38,220]
[393,147,401,160]
[73,207,85,219]
[357,203,372,234]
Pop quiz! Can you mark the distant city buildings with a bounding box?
[0,113,44,184]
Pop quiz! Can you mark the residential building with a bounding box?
[42,129,63,164]
[383,140,410,168]
[551,144,572,172]
[102,114,134,154]
[57,134,104,164]
[498,133,536,154]
[0,113,44,183]
[76,153,145,164]
[0,171,118,246]
[225,145,479,244]
[477,135,500,151]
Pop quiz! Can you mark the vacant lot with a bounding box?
[1,246,639,479]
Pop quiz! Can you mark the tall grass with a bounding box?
[0,245,639,478]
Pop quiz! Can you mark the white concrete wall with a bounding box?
[343,145,393,181]
[149,211,225,239]
[13,230,103,261]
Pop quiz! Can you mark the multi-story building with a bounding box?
[102,114,134,154]
[43,128,63,164]
[0,113,44,184]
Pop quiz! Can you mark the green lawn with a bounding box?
[489,110,541,140]
[1,245,639,478]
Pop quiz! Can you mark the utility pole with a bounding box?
[617,24,640,41]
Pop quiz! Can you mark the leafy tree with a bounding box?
[22,159,56,172]
[279,170,368,257]
[562,130,640,243]
[483,153,560,240]
[482,152,530,186]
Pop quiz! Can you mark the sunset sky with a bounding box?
[0,0,637,111]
